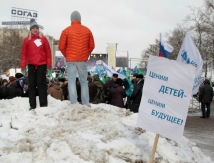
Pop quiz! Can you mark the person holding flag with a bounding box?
[159,33,174,58]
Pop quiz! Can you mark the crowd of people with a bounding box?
[1,10,212,117]
[0,71,145,113]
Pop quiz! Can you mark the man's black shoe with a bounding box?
[200,116,206,118]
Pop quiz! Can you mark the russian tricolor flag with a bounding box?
[159,33,174,58]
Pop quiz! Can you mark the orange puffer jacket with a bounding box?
[59,21,95,62]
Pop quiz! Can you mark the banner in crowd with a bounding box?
[176,33,203,95]
[95,60,126,79]
[55,51,66,68]
[137,55,196,142]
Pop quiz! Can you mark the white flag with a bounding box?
[176,33,203,95]
[96,60,126,79]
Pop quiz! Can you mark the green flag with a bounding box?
[48,72,53,79]
[137,68,142,75]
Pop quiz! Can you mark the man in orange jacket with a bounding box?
[59,11,95,107]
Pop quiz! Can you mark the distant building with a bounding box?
[0,27,56,73]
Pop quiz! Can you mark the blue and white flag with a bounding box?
[176,33,203,95]
[96,60,126,79]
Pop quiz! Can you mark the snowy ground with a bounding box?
[0,96,213,163]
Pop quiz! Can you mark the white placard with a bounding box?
[136,55,196,142]
[34,39,42,47]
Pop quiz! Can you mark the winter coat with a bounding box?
[123,78,134,97]
[107,79,114,89]
[199,79,213,103]
[130,79,144,105]
[47,84,63,101]
[88,81,97,103]
[5,81,25,99]
[0,83,9,99]
[93,75,104,103]
[20,34,52,68]
[59,20,95,62]
[109,84,126,108]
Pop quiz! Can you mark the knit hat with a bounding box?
[58,78,66,83]
[30,18,39,30]
[9,77,17,83]
[87,75,93,82]
[204,79,210,85]
[70,11,81,22]
[112,73,118,78]
[15,73,24,79]
[136,74,144,79]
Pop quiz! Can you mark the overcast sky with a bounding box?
[0,0,204,58]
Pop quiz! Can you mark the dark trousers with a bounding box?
[130,103,140,113]
[28,64,47,108]
[201,102,211,118]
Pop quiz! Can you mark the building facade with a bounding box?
[0,27,56,74]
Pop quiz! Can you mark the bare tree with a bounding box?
[166,26,186,60]
[0,28,23,73]
[140,0,214,72]
[183,2,214,77]
[141,39,159,58]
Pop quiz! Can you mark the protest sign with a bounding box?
[137,55,196,142]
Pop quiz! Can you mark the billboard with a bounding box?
[116,50,128,67]
[55,51,66,68]
[11,7,38,19]
[88,54,108,68]
[107,43,117,67]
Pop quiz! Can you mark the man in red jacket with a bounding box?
[20,19,52,110]
[59,11,95,107]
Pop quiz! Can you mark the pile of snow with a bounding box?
[0,96,213,163]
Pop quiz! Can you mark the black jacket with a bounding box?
[5,81,24,99]
[109,84,126,108]
[130,79,144,105]
[199,79,213,103]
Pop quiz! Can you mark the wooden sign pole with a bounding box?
[149,134,160,163]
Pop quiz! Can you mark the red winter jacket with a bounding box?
[20,34,52,68]
[59,20,95,62]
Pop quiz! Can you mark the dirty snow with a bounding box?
[0,96,213,163]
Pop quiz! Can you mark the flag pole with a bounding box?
[149,134,159,163]
[158,33,161,56]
